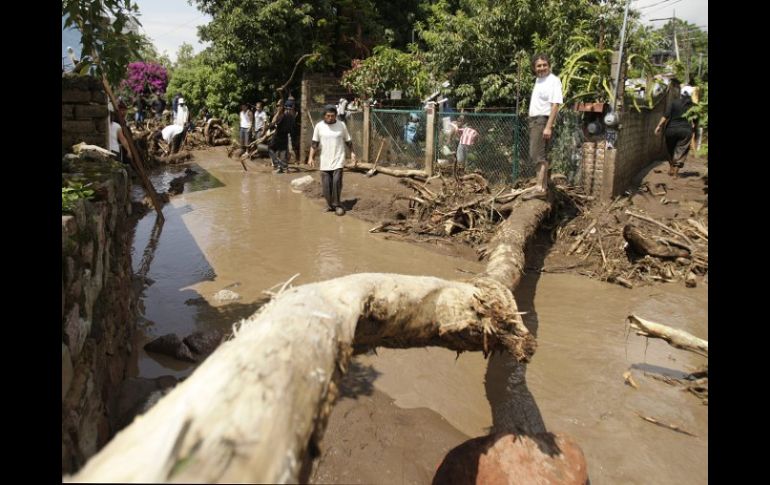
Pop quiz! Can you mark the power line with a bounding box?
[636,0,681,10]
[141,14,208,41]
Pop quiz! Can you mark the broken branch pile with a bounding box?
[552,187,708,288]
[369,172,546,250]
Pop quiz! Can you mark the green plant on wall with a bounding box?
[62,182,94,213]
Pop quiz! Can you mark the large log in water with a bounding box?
[67,197,551,483]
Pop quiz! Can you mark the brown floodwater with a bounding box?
[130,148,707,484]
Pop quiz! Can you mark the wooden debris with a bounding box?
[627,315,708,357]
[623,371,639,389]
[635,411,697,437]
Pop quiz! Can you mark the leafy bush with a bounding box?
[62,182,94,213]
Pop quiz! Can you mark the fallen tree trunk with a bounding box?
[627,314,708,357]
[623,225,690,259]
[345,161,428,180]
[68,196,552,483]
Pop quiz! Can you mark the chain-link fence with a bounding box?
[436,112,530,185]
[334,106,582,187]
[371,109,427,169]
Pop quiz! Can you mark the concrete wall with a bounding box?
[581,92,673,200]
[62,73,109,154]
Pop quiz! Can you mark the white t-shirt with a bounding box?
[312,120,352,171]
[162,124,184,144]
[254,111,268,131]
[175,106,189,126]
[240,110,253,129]
[109,122,121,153]
[529,73,563,117]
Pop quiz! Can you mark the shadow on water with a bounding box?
[130,163,267,377]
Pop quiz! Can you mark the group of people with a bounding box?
[238,102,270,148]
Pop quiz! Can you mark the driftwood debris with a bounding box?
[622,225,690,259]
[551,186,708,287]
[68,191,552,483]
[345,161,428,180]
[627,315,707,357]
[635,412,697,437]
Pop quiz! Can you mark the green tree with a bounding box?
[341,45,431,101]
[165,49,248,119]
[62,0,147,85]
[415,0,630,111]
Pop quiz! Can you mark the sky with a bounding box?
[132,0,212,62]
[69,0,707,66]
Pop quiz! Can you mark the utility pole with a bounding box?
[673,10,680,61]
[698,53,704,78]
[611,0,631,111]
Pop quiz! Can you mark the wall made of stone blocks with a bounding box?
[62,156,135,474]
[62,74,109,154]
[581,94,672,200]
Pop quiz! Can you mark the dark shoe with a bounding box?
[323,206,334,213]
[274,169,284,174]
[335,206,346,216]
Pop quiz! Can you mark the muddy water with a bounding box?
[131,148,707,484]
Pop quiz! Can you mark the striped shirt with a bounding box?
[458,126,479,145]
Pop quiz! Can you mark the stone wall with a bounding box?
[580,93,673,200]
[62,73,109,154]
[61,154,136,474]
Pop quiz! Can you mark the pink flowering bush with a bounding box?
[121,62,168,96]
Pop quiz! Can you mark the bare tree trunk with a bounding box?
[345,161,428,180]
[67,197,552,483]
[628,314,708,357]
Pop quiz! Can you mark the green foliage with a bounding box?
[560,47,615,104]
[341,46,431,100]
[62,182,94,213]
[62,0,148,85]
[165,50,249,119]
[685,82,707,131]
[415,0,630,111]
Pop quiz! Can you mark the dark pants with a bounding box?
[171,128,187,154]
[528,116,551,166]
[320,169,343,209]
[665,126,693,168]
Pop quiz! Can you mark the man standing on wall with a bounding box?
[308,105,356,216]
[528,53,563,196]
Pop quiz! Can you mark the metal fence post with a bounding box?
[424,102,435,176]
[363,103,371,163]
[512,115,520,181]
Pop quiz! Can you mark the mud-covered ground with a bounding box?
[287,152,708,484]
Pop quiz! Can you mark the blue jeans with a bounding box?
[269,149,288,171]
[239,127,251,147]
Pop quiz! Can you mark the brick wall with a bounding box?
[580,92,673,200]
[300,73,350,162]
[62,73,109,154]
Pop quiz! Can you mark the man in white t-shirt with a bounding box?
[239,104,253,148]
[308,105,357,216]
[252,102,268,139]
[528,53,563,196]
